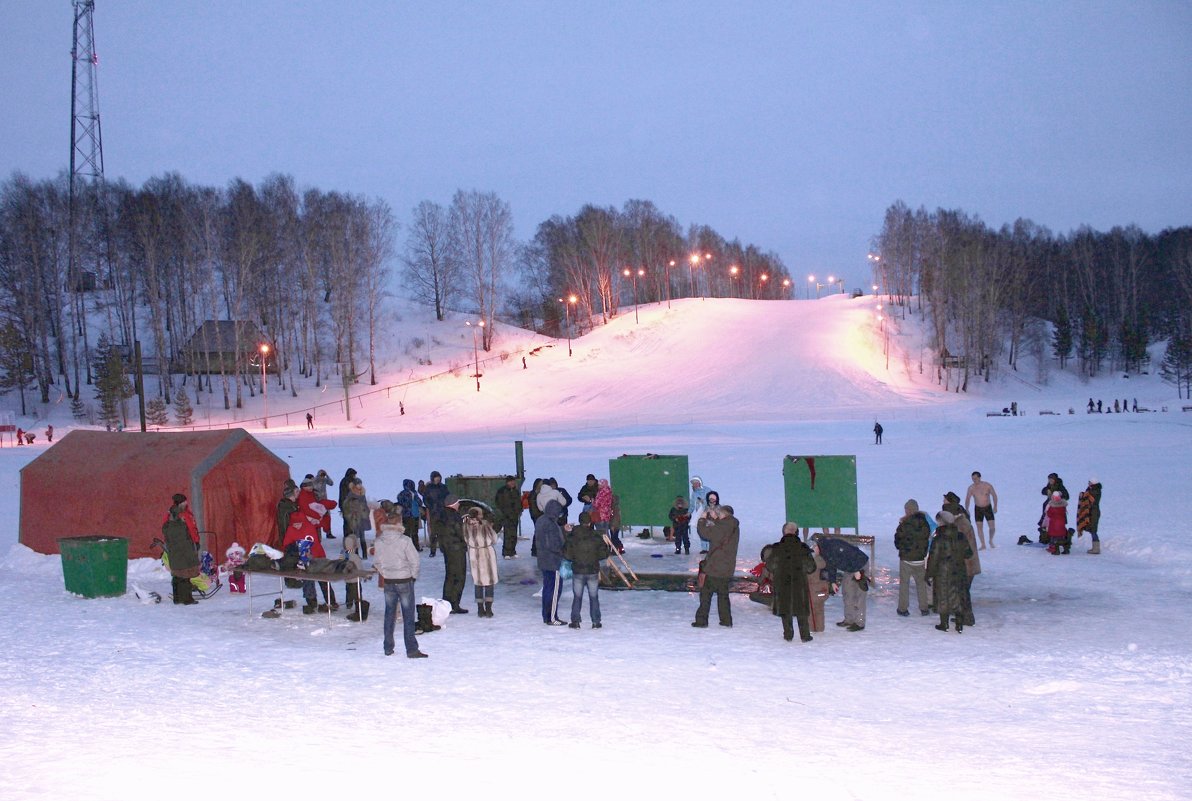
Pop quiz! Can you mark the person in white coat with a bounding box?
[462,507,500,618]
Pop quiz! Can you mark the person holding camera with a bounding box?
[692,505,740,629]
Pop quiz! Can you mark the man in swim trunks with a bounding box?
[964,471,998,549]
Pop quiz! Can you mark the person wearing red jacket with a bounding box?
[1044,492,1071,555]
[283,508,328,613]
[298,483,337,540]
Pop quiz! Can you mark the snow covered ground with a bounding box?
[2,296,1190,801]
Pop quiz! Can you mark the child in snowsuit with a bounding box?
[1045,492,1071,555]
[669,496,691,555]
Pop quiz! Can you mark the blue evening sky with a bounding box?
[2,1,1189,284]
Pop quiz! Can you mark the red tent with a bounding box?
[20,429,290,559]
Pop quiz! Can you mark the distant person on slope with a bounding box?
[873,421,884,444]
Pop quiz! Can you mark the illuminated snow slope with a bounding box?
[1,296,1189,801]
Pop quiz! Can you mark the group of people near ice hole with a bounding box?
[161,462,1106,655]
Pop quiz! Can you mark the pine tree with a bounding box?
[1051,306,1072,370]
[0,322,34,416]
[91,334,136,429]
[173,385,194,426]
[1160,334,1192,399]
[146,395,170,427]
[70,394,87,421]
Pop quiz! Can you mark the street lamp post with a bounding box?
[807,274,815,300]
[466,320,484,391]
[560,294,577,356]
[258,343,270,428]
[758,272,769,299]
[729,265,739,298]
[623,267,644,323]
[666,260,674,308]
[782,277,791,299]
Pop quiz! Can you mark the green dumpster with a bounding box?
[59,536,129,598]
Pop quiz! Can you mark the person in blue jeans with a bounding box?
[563,512,612,628]
[371,519,427,658]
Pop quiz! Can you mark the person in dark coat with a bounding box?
[396,478,424,552]
[669,496,691,555]
[873,421,884,444]
[1077,478,1103,554]
[338,468,359,539]
[275,483,299,550]
[692,505,741,628]
[438,494,468,613]
[563,511,612,628]
[536,499,567,625]
[894,499,932,617]
[494,475,522,559]
[814,535,869,631]
[422,471,450,557]
[162,493,200,605]
[926,511,974,632]
[763,523,818,642]
[342,479,373,561]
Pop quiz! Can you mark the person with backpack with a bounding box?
[161,493,200,605]
[894,499,933,618]
[397,479,424,552]
[762,523,818,642]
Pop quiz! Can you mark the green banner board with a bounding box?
[609,455,689,528]
[782,455,858,530]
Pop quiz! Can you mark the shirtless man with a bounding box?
[964,471,998,549]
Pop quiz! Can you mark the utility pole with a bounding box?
[69,1,104,395]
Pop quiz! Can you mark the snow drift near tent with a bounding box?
[19,429,288,558]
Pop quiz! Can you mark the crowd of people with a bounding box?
[159,463,1106,655]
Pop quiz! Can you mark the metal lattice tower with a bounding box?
[69,0,104,191]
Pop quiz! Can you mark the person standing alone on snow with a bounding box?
[873,421,884,444]
[964,471,998,549]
